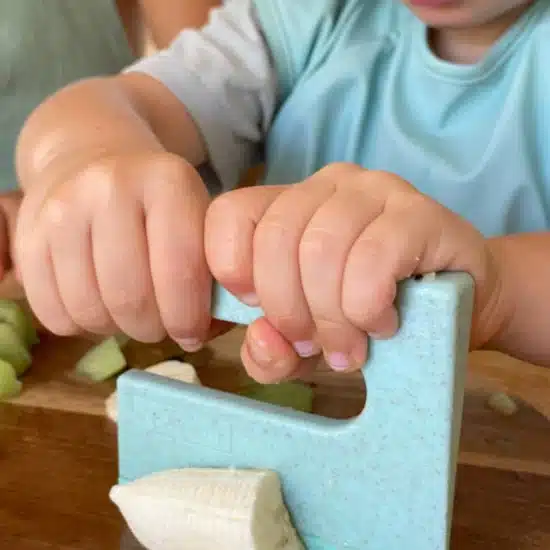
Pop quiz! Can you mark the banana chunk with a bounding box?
[105,361,201,422]
[110,468,305,550]
[487,392,518,416]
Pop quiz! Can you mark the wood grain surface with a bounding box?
[0,327,549,549]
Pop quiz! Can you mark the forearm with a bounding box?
[16,73,207,190]
[484,232,550,367]
[139,0,221,49]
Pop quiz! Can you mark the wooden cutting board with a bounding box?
[7,327,550,476]
[0,329,549,550]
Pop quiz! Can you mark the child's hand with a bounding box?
[206,163,503,383]
[15,152,214,350]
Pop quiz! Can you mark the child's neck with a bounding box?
[429,4,532,64]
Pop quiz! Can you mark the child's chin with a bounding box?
[407,5,477,29]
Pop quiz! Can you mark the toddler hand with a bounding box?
[206,163,502,383]
[15,152,214,349]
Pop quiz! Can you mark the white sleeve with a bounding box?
[124,0,277,191]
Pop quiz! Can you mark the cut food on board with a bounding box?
[74,336,127,382]
[110,468,305,550]
[105,361,201,422]
[0,300,39,400]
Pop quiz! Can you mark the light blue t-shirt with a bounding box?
[128,0,550,237]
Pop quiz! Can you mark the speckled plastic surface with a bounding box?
[117,272,474,550]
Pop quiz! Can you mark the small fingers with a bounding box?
[15,193,78,335]
[91,167,165,343]
[46,194,115,335]
[205,187,274,305]
[342,205,428,337]
[299,187,384,372]
[207,185,324,357]
[253,184,331,357]
[145,156,212,350]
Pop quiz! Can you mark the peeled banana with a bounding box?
[105,361,201,422]
[110,468,304,550]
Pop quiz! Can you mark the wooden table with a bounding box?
[0,328,549,549]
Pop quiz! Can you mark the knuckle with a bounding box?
[343,280,395,328]
[152,153,194,181]
[76,159,119,192]
[299,227,339,265]
[269,311,310,339]
[311,162,364,189]
[149,154,205,196]
[50,160,121,212]
[318,162,363,178]
[393,190,432,216]
[354,234,386,262]
[312,314,345,337]
[367,169,410,188]
[255,216,293,255]
[42,195,71,228]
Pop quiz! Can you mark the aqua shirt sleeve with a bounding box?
[125,0,278,192]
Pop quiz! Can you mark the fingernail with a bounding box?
[240,293,260,307]
[247,336,273,365]
[292,340,319,358]
[247,337,289,374]
[327,352,350,372]
[177,338,203,352]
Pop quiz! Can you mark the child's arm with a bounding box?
[485,233,550,367]
[17,73,207,188]
[15,0,276,343]
[139,0,221,49]
[202,166,550,383]
[17,0,274,197]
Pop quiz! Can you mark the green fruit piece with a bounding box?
[241,381,314,413]
[0,359,22,400]
[0,322,32,376]
[0,299,39,347]
[75,336,127,382]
